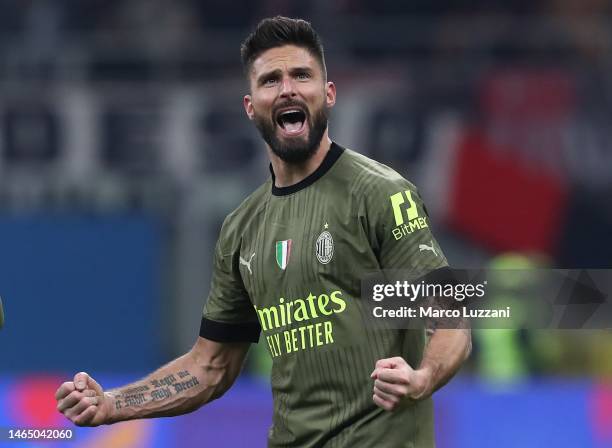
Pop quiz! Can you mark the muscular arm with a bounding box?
[416,328,471,398]
[107,337,249,422]
[412,282,472,399]
[371,325,471,411]
[371,329,471,410]
[56,337,250,426]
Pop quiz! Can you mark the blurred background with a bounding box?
[0,0,611,447]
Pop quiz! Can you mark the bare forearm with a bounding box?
[104,354,203,423]
[105,343,245,423]
[418,329,471,397]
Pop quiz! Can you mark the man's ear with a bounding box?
[326,81,336,108]
[244,95,255,120]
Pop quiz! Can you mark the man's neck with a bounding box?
[268,133,332,188]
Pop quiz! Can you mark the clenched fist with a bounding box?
[370,357,432,411]
[56,372,113,426]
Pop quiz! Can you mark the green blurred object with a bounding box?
[477,329,527,381]
[0,296,4,329]
[475,253,540,384]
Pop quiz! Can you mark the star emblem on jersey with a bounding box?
[239,252,255,275]
[275,240,292,270]
[316,228,334,264]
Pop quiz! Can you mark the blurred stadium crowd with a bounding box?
[0,0,611,383]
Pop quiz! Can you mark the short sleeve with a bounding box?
[200,223,261,343]
[359,175,448,276]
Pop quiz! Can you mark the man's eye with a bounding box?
[296,73,310,80]
[263,78,277,86]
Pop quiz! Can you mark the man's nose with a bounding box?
[279,76,296,97]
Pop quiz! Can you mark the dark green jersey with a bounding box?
[200,143,447,447]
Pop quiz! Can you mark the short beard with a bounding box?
[254,105,328,165]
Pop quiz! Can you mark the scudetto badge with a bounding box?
[316,230,334,264]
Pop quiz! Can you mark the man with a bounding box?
[56,16,471,447]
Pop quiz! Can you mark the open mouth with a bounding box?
[276,108,307,136]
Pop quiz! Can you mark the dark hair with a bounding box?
[240,16,326,77]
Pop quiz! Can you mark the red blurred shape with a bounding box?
[8,375,67,428]
[591,384,612,441]
[448,129,567,254]
[481,69,575,119]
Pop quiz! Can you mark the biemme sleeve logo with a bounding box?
[390,190,418,225]
[389,190,429,241]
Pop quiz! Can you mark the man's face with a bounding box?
[244,45,336,164]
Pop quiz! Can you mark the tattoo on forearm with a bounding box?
[114,370,201,410]
[150,373,177,388]
[123,385,150,395]
[150,387,172,401]
[124,393,146,406]
[172,376,200,393]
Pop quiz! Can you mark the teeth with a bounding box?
[279,109,302,116]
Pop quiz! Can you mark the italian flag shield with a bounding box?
[275,240,292,270]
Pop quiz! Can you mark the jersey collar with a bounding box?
[270,142,345,196]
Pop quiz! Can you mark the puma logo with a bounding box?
[419,240,438,257]
[240,252,256,275]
